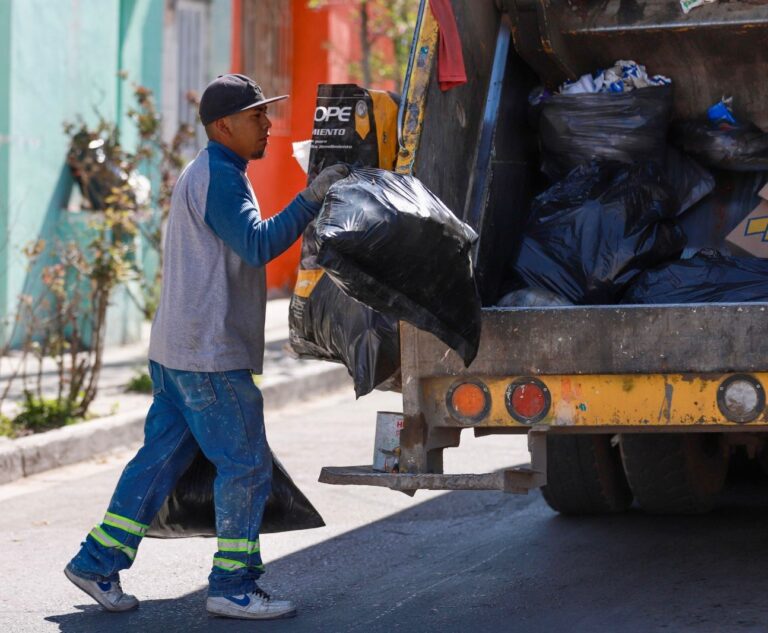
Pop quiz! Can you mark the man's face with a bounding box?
[223,105,272,160]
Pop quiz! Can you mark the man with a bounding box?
[64,73,348,620]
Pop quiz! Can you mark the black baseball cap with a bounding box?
[199,74,288,125]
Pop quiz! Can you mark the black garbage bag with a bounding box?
[672,119,768,172]
[508,161,686,304]
[289,270,401,398]
[623,250,768,304]
[315,168,481,366]
[146,450,325,538]
[290,84,402,399]
[538,85,673,181]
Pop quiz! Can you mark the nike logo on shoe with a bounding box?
[226,595,251,607]
[64,567,139,612]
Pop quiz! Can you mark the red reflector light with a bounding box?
[511,384,546,417]
[447,381,490,423]
[506,379,550,424]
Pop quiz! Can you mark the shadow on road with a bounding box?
[45,480,768,633]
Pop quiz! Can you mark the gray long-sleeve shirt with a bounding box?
[148,141,319,373]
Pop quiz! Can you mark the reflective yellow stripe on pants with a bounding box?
[88,526,137,561]
[102,512,148,538]
[217,538,260,555]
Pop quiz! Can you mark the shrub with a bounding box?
[12,392,78,436]
[126,370,153,394]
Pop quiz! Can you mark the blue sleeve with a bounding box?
[203,165,321,268]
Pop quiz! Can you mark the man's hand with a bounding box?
[302,164,350,204]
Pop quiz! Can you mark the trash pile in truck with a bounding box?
[501,59,768,308]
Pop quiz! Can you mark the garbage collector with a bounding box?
[64,73,348,620]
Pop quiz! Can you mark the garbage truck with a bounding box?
[320,0,768,515]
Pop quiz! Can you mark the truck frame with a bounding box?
[321,0,768,515]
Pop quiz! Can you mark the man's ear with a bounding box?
[213,116,232,138]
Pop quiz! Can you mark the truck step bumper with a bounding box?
[318,465,544,494]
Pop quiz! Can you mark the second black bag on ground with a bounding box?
[315,168,482,366]
[146,450,325,538]
[508,161,686,304]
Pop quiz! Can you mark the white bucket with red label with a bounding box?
[372,411,404,472]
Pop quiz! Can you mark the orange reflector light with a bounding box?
[506,378,551,424]
[447,381,490,423]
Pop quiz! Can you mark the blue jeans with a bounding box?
[68,361,272,597]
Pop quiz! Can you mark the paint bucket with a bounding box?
[372,411,404,472]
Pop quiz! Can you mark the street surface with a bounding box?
[2,389,768,632]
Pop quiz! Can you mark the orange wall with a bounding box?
[231,1,395,294]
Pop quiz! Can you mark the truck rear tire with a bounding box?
[541,434,633,515]
[619,433,728,514]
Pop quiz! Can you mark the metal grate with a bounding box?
[241,0,293,133]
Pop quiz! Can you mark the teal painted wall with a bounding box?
[118,0,165,307]
[0,0,232,347]
[4,0,120,346]
[0,0,163,346]
[118,0,164,147]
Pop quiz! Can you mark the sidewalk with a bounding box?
[0,298,351,484]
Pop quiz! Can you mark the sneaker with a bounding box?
[64,566,139,612]
[206,587,296,620]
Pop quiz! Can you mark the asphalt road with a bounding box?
[2,389,768,633]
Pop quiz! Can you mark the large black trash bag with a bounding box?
[146,450,325,538]
[314,168,482,366]
[289,271,400,398]
[538,85,673,180]
[672,119,768,172]
[289,84,402,399]
[623,250,768,304]
[509,161,686,304]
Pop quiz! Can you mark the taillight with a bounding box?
[717,374,765,423]
[447,381,490,424]
[506,378,551,424]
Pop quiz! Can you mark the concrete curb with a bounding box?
[0,363,351,486]
[260,363,351,410]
